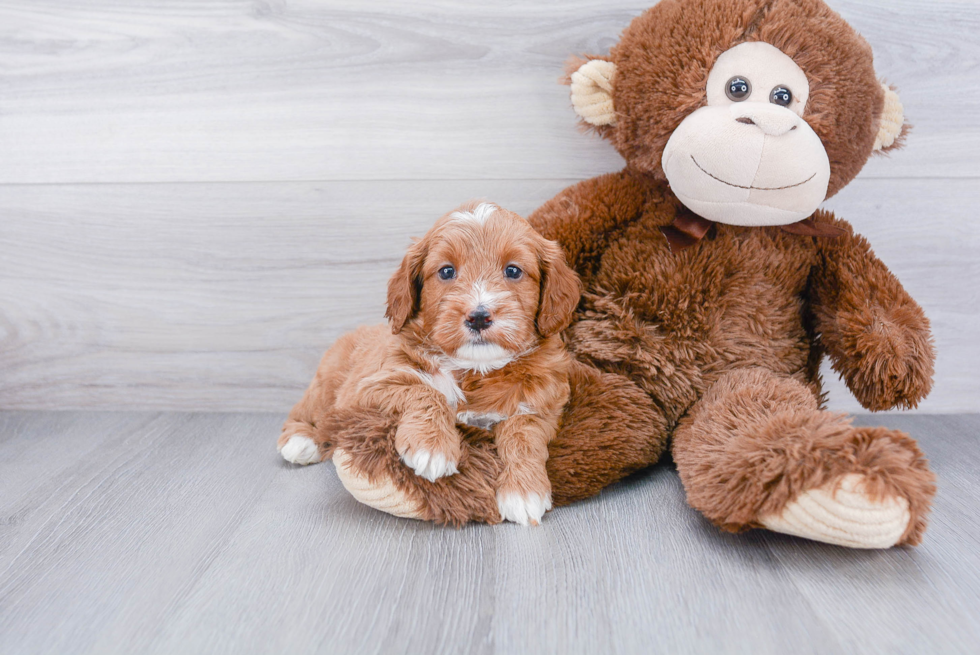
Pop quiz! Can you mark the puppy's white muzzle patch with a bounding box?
[451,342,514,374]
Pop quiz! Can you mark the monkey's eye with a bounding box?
[770,86,793,106]
[438,265,456,280]
[504,264,523,280]
[725,76,751,101]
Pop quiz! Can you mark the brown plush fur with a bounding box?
[528,167,935,542]
[547,360,669,506]
[672,367,934,544]
[329,409,503,526]
[299,0,936,544]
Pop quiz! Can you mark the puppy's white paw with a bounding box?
[279,435,321,465]
[400,449,458,482]
[497,491,552,526]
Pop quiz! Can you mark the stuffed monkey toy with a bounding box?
[301,0,937,548]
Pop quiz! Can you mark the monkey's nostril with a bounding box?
[736,117,755,125]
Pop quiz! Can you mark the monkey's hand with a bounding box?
[810,214,935,412]
[824,302,935,411]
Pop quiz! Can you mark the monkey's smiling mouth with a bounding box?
[691,155,816,191]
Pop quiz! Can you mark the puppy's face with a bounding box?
[386,203,580,370]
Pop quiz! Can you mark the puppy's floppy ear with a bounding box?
[536,238,581,337]
[385,238,427,334]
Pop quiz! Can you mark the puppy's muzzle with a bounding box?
[465,306,493,333]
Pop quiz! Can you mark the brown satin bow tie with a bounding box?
[659,213,846,253]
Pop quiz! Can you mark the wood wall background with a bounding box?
[0,0,977,412]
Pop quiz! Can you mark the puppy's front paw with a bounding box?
[394,419,461,482]
[400,449,459,482]
[497,491,552,526]
[279,434,322,465]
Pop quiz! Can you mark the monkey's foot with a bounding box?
[759,474,911,549]
[333,449,424,519]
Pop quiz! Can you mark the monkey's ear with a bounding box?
[873,82,907,152]
[569,58,617,127]
[385,239,427,334]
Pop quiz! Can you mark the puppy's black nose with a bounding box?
[465,306,493,332]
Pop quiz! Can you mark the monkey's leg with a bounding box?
[672,367,935,547]
[331,360,668,524]
[548,360,668,507]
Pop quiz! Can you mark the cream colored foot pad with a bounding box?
[332,449,424,520]
[760,473,911,549]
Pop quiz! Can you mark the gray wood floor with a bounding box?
[1,412,978,654]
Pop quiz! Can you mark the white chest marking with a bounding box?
[456,411,508,430]
[409,367,466,408]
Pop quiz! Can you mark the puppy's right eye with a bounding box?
[438,265,456,280]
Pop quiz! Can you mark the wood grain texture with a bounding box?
[0,411,978,654]
[0,178,976,412]
[0,0,977,183]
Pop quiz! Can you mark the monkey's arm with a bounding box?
[808,211,935,411]
[528,170,649,281]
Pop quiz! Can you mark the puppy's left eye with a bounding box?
[504,265,523,280]
[438,265,456,280]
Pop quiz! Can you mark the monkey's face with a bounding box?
[661,42,830,226]
[567,0,907,226]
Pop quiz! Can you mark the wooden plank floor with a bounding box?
[1,412,977,654]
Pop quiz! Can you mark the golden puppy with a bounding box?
[277,202,580,525]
